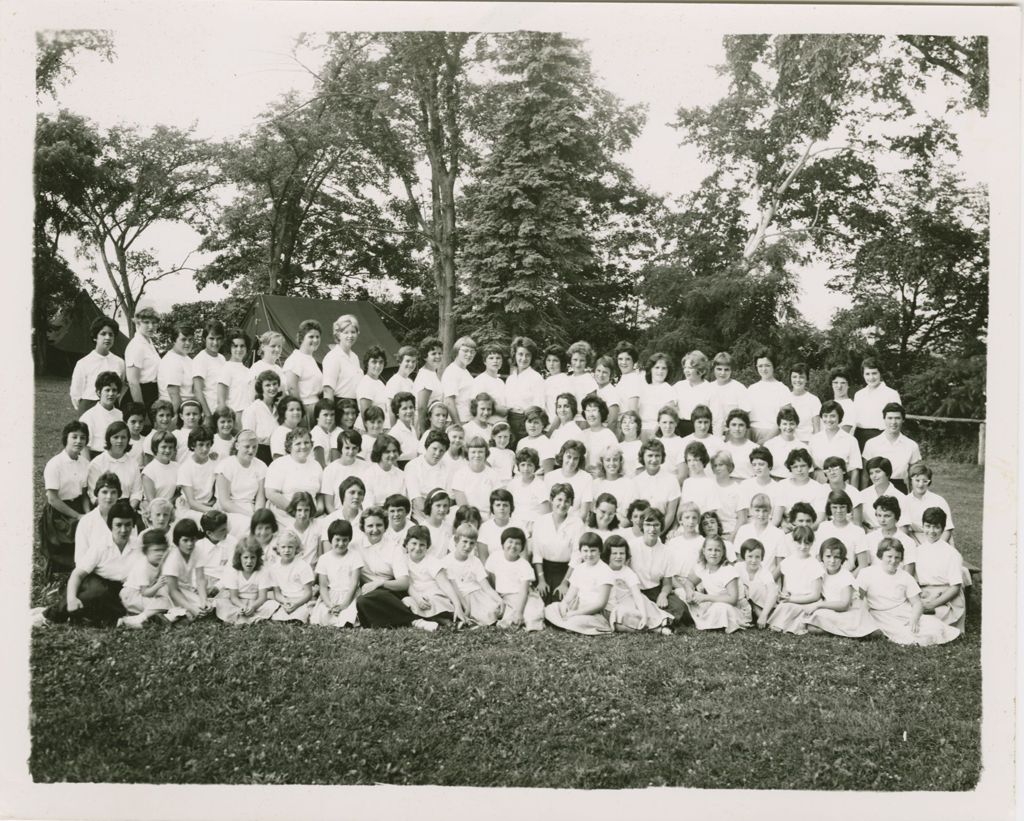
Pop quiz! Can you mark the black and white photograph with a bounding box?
[1,1,1019,818]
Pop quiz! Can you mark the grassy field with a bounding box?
[29,375,984,788]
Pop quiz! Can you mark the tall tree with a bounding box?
[640,172,803,364]
[317,32,476,358]
[456,32,656,348]
[826,165,988,365]
[35,112,220,332]
[197,92,416,298]
[35,30,114,97]
[33,30,116,372]
[674,35,987,266]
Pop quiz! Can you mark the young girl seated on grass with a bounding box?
[443,523,505,626]
[216,537,279,625]
[401,525,466,629]
[118,529,171,629]
[856,538,960,646]
[913,507,966,631]
[268,530,315,623]
[287,491,322,570]
[800,538,878,638]
[735,538,779,629]
[484,526,545,631]
[544,531,614,635]
[603,535,673,634]
[310,520,363,628]
[678,535,751,633]
[163,519,213,622]
[196,510,237,595]
[766,525,823,634]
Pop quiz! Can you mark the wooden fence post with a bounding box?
[977,422,985,466]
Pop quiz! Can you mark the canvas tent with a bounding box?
[241,294,402,366]
[46,289,129,371]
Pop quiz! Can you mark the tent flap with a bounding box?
[242,294,402,366]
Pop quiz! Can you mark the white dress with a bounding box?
[443,553,502,625]
[543,560,615,635]
[767,555,824,633]
[801,568,879,637]
[684,562,751,632]
[120,554,171,615]
[403,555,456,617]
[485,552,545,631]
[857,565,960,646]
[734,563,779,612]
[266,558,315,622]
[605,564,671,630]
[914,542,967,630]
[216,566,279,624]
[311,550,363,627]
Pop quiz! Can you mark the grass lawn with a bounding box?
[29,375,984,788]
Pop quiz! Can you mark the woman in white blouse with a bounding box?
[505,336,545,447]
[413,336,444,437]
[283,320,323,425]
[264,427,325,527]
[322,314,362,402]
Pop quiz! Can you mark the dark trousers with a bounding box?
[356,587,418,628]
[539,560,570,604]
[44,574,126,626]
[664,592,689,629]
[641,586,661,603]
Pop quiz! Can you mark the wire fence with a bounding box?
[904,414,986,465]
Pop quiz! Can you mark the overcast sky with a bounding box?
[39,15,990,327]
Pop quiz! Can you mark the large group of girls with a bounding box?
[34,307,970,646]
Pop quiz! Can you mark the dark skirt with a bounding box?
[676,418,695,438]
[356,587,418,628]
[855,427,881,452]
[641,585,661,603]
[539,559,570,604]
[122,382,158,415]
[256,444,273,465]
[43,573,126,626]
[39,495,87,576]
